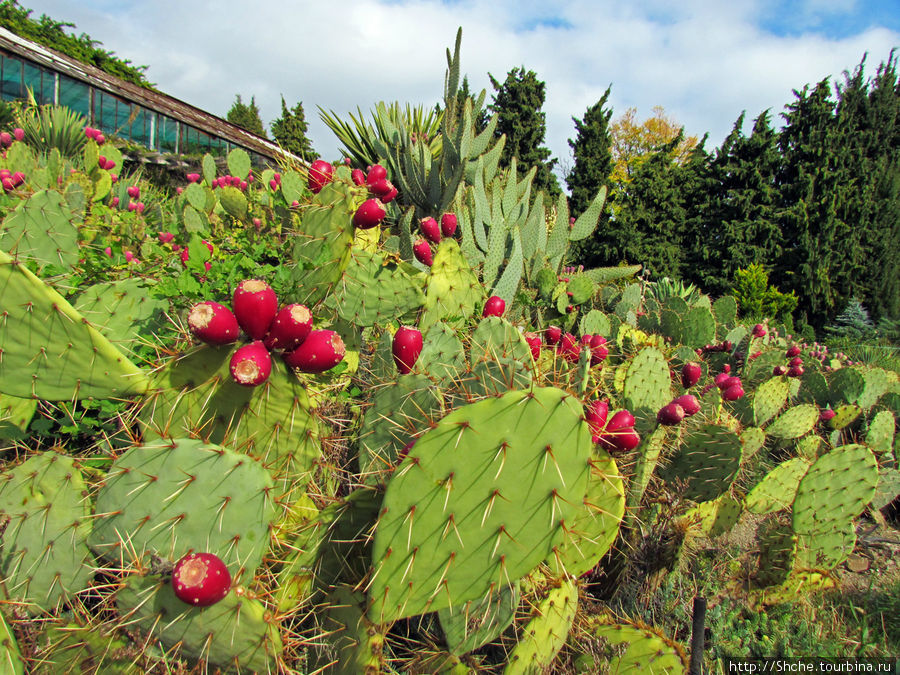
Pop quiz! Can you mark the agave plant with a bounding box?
[18,98,88,159]
[319,101,443,168]
[645,276,701,304]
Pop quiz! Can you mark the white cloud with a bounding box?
[16,0,900,178]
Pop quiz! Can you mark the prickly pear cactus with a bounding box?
[504,578,578,674]
[0,189,80,272]
[658,424,743,503]
[368,387,592,623]
[439,582,520,656]
[588,619,688,674]
[420,239,483,331]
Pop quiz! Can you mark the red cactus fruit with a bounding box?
[419,217,441,244]
[585,399,609,435]
[413,239,433,266]
[353,198,387,229]
[308,159,334,194]
[283,330,346,373]
[392,326,424,374]
[721,376,742,390]
[819,408,836,423]
[524,332,542,360]
[681,362,702,389]
[233,279,278,340]
[379,183,399,203]
[786,345,801,358]
[752,324,767,338]
[657,402,686,426]
[230,341,272,386]
[351,168,366,186]
[367,177,392,196]
[13,127,24,142]
[366,164,387,185]
[589,342,609,366]
[440,213,458,238]
[606,409,636,432]
[172,552,231,607]
[787,365,805,378]
[187,301,240,345]
[611,429,641,452]
[545,326,562,346]
[672,394,701,417]
[483,296,506,318]
[398,438,416,462]
[721,384,745,401]
[789,356,803,367]
[714,372,732,389]
[264,304,313,352]
[773,365,788,376]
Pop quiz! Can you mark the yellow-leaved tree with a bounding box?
[610,105,698,185]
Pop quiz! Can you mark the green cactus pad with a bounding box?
[140,344,320,498]
[503,578,578,675]
[745,457,811,515]
[226,147,250,179]
[0,190,80,272]
[871,468,900,511]
[73,278,166,350]
[218,186,248,219]
[368,388,591,624]
[658,424,743,503]
[828,404,861,430]
[314,584,385,674]
[796,434,823,460]
[753,377,790,427]
[415,322,466,387]
[792,444,878,543]
[623,347,671,430]
[684,493,743,537]
[584,264,642,285]
[866,410,895,454]
[0,393,36,440]
[795,524,856,570]
[712,295,737,325]
[799,369,830,406]
[535,267,556,299]
[580,309,611,337]
[421,239,483,331]
[590,620,687,674]
[0,451,93,612]
[755,517,796,587]
[740,427,766,461]
[749,571,836,608]
[628,426,667,511]
[0,250,149,400]
[116,573,282,674]
[465,316,533,399]
[287,181,356,306]
[858,368,895,410]
[567,274,595,305]
[827,368,865,406]
[680,306,716,349]
[33,623,137,675]
[330,250,425,327]
[545,452,625,578]
[0,612,23,675]
[90,438,276,577]
[765,404,819,439]
[439,582,519,656]
[359,374,443,482]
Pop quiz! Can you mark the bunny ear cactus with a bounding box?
[0,451,94,613]
[368,387,592,624]
[0,190,81,273]
[0,249,149,400]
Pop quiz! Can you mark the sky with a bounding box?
[15,0,900,180]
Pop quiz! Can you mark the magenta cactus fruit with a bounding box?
[392,326,424,374]
[524,332,541,360]
[786,345,801,358]
[420,217,441,244]
[787,365,805,378]
[606,409,636,432]
[366,164,387,185]
[545,325,562,345]
[721,384,745,401]
[351,168,366,186]
[233,279,278,340]
[752,323,767,338]
[353,198,387,229]
[264,304,313,352]
[283,329,346,373]
[230,341,272,386]
[672,394,701,417]
[819,408,836,423]
[440,212,458,238]
[413,239,433,266]
[379,183,399,203]
[187,301,240,345]
[307,159,334,194]
[681,362,702,389]
[13,127,24,142]
[172,552,231,607]
[789,356,803,367]
[589,342,609,366]
[482,296,506,318]
[714,372,731,389]
[585,399,609,435]
[657,402,686,426]
[773,365,788,376]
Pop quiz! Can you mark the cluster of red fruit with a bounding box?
[412,213,458,266]
[656,394,701,425]
[211,174,251,191]
[187,279,346,385]
[697,339,734,355]
[0,168,25,193]
[0,127,24,148]
[536,326,609,366]
[83,126,106,145]
[585,399,640,452]
[773,345,805,378]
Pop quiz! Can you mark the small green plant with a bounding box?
[731,263,798,324]
[18,99,88,158]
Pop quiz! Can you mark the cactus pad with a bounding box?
[745,457,811,515]
[765,404,819,439]
[90,438,276,577]
[504,578,578,674]
[368,387,591,624]
[858,368,894,410]
[73,278,166,350]
[659,424,743,503]
[0,190,80,272]
[414,322,466,387]
[866,410,895,454]
[623,347,671,429]
[753,377,790,427]
[315,584,384,673]
[0,451,93,612]
[590,620,687,674]
[464,316,533,398]
[330,250,425,327]
[421,239,483,331]
[438,582,519,656]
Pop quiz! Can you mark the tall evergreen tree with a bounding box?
[271,96,316,161]
[488,67,561,196]
[226,94,267,138]
[566,87,614,218]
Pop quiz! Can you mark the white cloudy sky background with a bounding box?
[16,0,900,178]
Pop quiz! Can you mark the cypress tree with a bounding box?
[271,96,316,161]
[226,94,267,138]
[566,87,614,218]
[488,67,561,196]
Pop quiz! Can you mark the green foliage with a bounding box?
[226,94,267,138]
[731,263,798,323]
[0,0,153,88]
[18,102,88,159]
[271,95,316,161]
[566,88,614,218]
[825,297,876,339]
[488,66,561,197]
